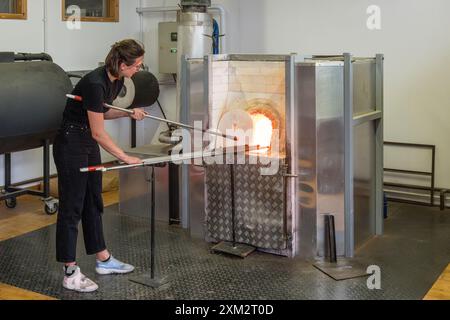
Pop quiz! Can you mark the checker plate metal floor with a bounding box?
[0,202,449,300]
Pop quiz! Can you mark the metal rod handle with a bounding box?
[66,94,237,141]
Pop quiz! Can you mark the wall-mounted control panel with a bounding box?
[159,22,178,74]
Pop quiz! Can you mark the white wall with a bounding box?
[5,0,446,194]
[238,0,450,189]
[0,0,142,185]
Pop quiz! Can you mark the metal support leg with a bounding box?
[43,139,50,198]
[131,119,137,148]
[440,189,448,211]
[150,165,156,279]
[4,153,11,190]
[42,139,58,215]
[169,163,180,225]
[230,163,236,247]
[129,166,168,288]
[1,153,17,208]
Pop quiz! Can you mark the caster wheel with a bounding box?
[5,197,17,209]
[45,202,58,215]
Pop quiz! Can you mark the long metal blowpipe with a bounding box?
[80,145,267,172]
[66,94,237,141]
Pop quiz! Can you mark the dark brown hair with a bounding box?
[105,39,145,77]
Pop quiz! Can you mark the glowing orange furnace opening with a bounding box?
[250,113,273,150]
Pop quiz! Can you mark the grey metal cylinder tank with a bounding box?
[176,11,213,121]
[0,61,73,154]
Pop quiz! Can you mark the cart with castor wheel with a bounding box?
[1,139,58,215]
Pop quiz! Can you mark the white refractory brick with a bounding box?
[229,83,242,91]
[235,75,264,87]
[257,75,269,85]
[212,103,226,113]
[240,82,267,93]
[266,62,284,68]
[266,84,285,94]
[228,75,240,85]
[212,61,229,69]
[212,102,225,112]
[260,66,283,76]
[212,92,228,103]
[213,67,229,76]
[213,84,229,93]
[270,75,285,85]
[211,114,220,128]
[213,75,228,85]
[229,61,243,69]
[226,95,248,110]
[229,61,257,68]
[235,67,261,76]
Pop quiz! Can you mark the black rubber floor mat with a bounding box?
[0,203,449,300]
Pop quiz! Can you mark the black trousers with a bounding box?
[53,123,106,263]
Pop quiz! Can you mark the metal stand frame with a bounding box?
[211,146,256,258]
[129,165,168,288]
[383,141,435,206]
[0,139,58,215]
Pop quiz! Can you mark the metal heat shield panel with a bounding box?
[118,145,172,223]
[353,60,376,115]
[188,60,207,238]
[353,120,376,249]
[353,60,378,250]
[296,62,345,257]
[205,162,287,251]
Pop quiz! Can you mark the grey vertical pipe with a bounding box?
[375,54,384,235]
[324,214,337,263]
[204,55,212,139]
[138,0,144,44]
[180,56,190,229]
[43,139,50,198]
[343,53,354,258]
[43,0,48,53]
[285,54,297,255]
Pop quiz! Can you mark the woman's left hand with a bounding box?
[129,108,147,121]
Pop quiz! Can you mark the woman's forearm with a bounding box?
[91,130,127,161]
[104,109,129,120]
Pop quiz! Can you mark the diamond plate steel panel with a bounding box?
[205,162,287,250]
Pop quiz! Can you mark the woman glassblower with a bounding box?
[53,39,147,293]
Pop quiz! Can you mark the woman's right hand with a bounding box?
[122,155,142,165]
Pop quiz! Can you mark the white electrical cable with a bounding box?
[43,0,48,52]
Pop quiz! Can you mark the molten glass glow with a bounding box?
[251,113,273,149]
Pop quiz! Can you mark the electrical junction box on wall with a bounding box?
[159,22,178,74]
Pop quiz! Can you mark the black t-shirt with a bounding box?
[63,66,124,126]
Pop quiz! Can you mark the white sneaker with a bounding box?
[62,266,98,293]
[95,255,135,275]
